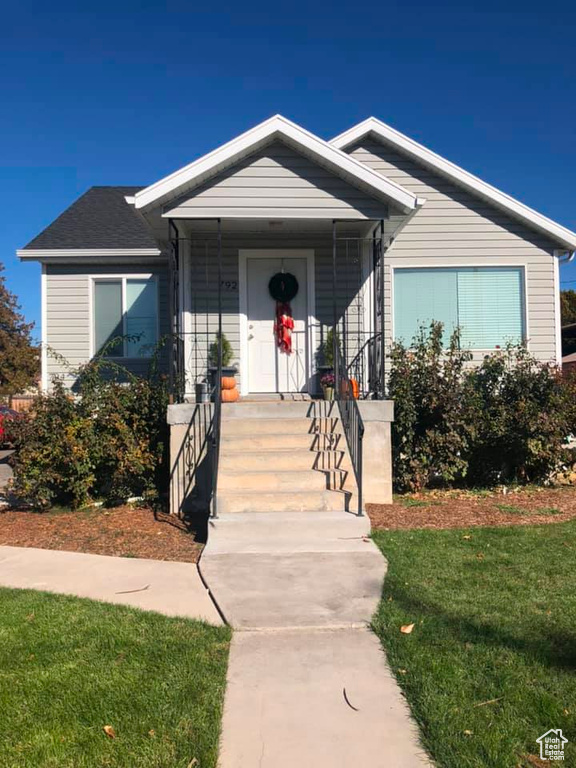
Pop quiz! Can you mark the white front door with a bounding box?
[246,256,308,393]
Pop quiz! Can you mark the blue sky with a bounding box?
[2,0,575,340]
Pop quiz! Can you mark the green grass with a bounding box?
[495,503,527,515]
[372,522,576,767]
[495,503,564,517]
[0,588,231,768]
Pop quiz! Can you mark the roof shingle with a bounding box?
[23,186,159,250]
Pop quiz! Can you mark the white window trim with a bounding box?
[390,263,529,352]
[89,274,160,359]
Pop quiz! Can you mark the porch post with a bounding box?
[379,218,385,399]
[332,219,339,388]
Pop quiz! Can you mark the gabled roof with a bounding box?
[19,187,161,257]
[331,117,576,251]
[133,115,422,214]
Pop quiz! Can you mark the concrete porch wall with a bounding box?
[168,402,214,517]
[357,400,394,505]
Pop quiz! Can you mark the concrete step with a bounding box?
[222,418,315,436]
[217,489,349,514]
[222,401,340,420]
[218,469,328,492]
[221,432,347,452]
[205,511,371,555]
[222,418,343,438]
[219,448,347,471]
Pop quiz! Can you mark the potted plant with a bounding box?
[316,328,340,394]
[208,333,239,402]
[320,372,335,401]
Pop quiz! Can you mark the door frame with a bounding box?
[239,249,316,396]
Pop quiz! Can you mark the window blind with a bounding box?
[394,268,458,345]
[394,266,525,349]
[94,281,123,356]
[125,279,158,358]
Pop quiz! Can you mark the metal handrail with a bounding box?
[210,219,223,519]
[334,339,365,516]
[346,332,383,399]
[210,339,222,519]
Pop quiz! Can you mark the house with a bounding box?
[18,115,576,514]
[536,729,568,761]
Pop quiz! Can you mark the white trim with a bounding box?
[89,273,160,359]
[41,265,48,392]
[134,115,419,213]
[389,263,529,352]
[553,254,562,366]
[238,249,316,396]
[331,117,576,250]
[18,248,162,261]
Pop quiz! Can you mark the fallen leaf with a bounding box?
[400,623,415,634]
[398,668,408,675]
[187,760,199,768]
[26,612,35,622]
[103,725,116,739]
[463,729,473,736]
[462,535,471,540]
[148,729,156,738]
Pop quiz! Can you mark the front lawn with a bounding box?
[0,588,231,767]
[372,521,576,768]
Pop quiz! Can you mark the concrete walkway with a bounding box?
[200,511,431,767]
[0,546,222,624]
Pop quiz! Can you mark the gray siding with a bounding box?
[45,263,169,388]
[347,139,559,363]
[165,141,388,220]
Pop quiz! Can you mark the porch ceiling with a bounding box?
[175,217,376,238]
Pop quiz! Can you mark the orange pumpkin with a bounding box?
[221,376,236,390]
[350,378,359,399]
[221,387,240,403]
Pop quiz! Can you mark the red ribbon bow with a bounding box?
[274,301,294,354]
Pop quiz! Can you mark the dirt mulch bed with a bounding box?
[0,505,205,563]
[368,486,576,531]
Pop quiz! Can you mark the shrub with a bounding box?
[388,323,473,492]
[389,323,570,492]
[467,346,569,485]
[8,354,169,510]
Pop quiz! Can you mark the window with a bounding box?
[93,276,158,357]
[394,266,525,349]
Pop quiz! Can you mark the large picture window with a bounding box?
[394,266,525,349]
[93,276,158,358]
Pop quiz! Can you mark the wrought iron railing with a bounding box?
[346,332,383,399]
[334,339,364,516]
[210,332,223,519]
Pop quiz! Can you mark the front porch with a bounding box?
[167,217,391,403]
[165,217,398,519]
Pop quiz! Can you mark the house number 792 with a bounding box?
[220,280,238,291]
